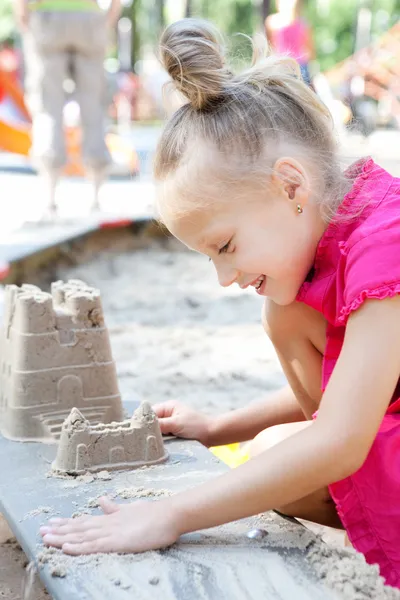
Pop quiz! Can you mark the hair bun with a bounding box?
[160,18,231,110]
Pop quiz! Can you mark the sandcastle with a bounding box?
[53,402,167,474]
[0,280,124,442]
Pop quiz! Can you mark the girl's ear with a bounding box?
[272,157,310,206]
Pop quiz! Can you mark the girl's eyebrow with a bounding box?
[197,236,219,252]
[199,231,229,251]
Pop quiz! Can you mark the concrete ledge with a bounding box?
[0,215,156,285]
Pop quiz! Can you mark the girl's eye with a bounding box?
[218,240,232,255]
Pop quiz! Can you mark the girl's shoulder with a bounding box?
[298,158,400,326]
[334,158,400,324]
[342,157,400,251]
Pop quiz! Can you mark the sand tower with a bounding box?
[0,280,124,441]
[53,402,167,474]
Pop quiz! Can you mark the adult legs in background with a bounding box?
[23,13,68,218]
[73,12,111,211]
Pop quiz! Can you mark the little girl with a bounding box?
[41,18,400,588]
[265,0,315,86]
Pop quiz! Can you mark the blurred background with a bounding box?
[0,0,399,201]
[2,0,399,127]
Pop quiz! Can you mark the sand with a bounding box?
[307,543,400,600]
[57,235,284,414]
[0,281,123,443]
[0,539,49,600]
[1,234,399,598]
[52,402,167,474]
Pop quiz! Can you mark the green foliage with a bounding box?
[192,0,256,66]
[219,0,255,66]
[0,0,16,43]
[305,0,360,71]
[303,0,400,71]
[126,0,141,68]
[1,0,398,72]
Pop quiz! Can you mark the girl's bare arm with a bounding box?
[170,296,400,534]
[207,385,306,445]
[154,385,306,447]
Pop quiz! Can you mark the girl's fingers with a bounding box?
[156,416,179,435]
[48,515,91,526]
[152,400,179,419]
[40,516,104,538]
[152,403,168,418]
[61,539,109,556]
[43,529,102,547]
[62,537,111,555]
[47,517,69,526]
[99,496,120,515]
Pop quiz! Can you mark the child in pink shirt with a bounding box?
[265,0,315,85]
[41,19,400,589]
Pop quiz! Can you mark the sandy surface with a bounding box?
[63,236,285,414]
[0,230,395,597]
[1,234,286,598]
[0,537,49,600]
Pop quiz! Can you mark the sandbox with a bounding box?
[1,233,399,600]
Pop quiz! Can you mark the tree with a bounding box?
[2,0,398,74]
[304,0,399,71]
[158,0,166,31]
[201,0,210,17]
[0,0,15,43]
[128,0,141,70]
[200,0,255,65]
[261,0,271,21]
[186,0,193,17]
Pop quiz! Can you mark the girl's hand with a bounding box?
[40,497,179,555]
[153,400,212,446]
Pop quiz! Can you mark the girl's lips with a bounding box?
[246,277,262,289]
[256,276,267,295]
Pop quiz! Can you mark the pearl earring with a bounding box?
[296,204,303,214]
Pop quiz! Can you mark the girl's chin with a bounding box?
[268,292,299,307]
[254,276,300,305]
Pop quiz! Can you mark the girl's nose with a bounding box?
[216,264,238,288]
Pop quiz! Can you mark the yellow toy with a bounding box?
[209,443,250,468]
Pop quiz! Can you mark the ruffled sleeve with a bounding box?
[339,213,400,325]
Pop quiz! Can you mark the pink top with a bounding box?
[297,157,400,392]
[297,158,400,588]
[270,19,310,63]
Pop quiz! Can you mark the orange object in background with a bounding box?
[0,68,139,177]
[0,119,31,155]
[62,128,139,177]
[0,120,139,176]
[0,68,30,122]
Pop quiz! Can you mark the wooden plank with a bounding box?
[0,215,154,268]
[0,402,338,600]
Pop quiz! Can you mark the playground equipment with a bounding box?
[0,67,139,177]
[325,23,400,132]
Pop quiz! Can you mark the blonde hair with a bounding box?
[154,18,348,222]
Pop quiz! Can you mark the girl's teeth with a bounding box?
[256,276,264,289]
